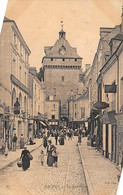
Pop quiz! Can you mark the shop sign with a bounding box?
[105,85,117,93]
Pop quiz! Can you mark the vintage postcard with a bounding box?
[0,0,123,194]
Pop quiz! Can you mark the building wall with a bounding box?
[0,22,12,108]
[45,100,60,120]
[102,60,117,112]
[44,67,81,112]
[32,78,45,117]
[0,19,31,148]
[73,98,89,122]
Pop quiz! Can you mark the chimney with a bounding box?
[121,6,123,32]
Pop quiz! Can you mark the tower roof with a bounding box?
[43,33,82,59]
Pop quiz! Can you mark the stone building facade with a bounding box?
[29,67,45,137]
[42,29,82,121]
[0,17,31,150]
[45,95,60,129]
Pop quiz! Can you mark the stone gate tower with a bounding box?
[42,27,82,120]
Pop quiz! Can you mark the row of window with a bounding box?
[34,84,42,100]
[12,58,27,87]
[49,121,58,125]
[51,58,78,62]
[70,107,85,119]
[13,33,29,63]
[44,65,81,69]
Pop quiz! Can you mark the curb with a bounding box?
[78,144,95,195]
[0,144,42,171]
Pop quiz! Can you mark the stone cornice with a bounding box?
[44,65,81,70]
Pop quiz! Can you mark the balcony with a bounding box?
[11,74,29,94]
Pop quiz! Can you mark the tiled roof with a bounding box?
[44,37,82,59]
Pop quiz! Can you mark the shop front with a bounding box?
[115,111,123,165]
[101,110,117,162]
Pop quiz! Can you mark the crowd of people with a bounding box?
[7,125,89,171]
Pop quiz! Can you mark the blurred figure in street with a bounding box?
[43,135,47,148]
[78,134,82,145]
[20,134,24,149]
[2,140,5,154]
[47,130,50,138]
[47,140,55,166]
[40,150,45,166]
[20,147,30,171]
[52,147,58,167]
[12,134,17,151]
[29,137,36,145]
[55,130,59,145]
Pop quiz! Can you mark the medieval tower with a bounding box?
[42,26,82,121]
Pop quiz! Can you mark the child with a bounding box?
[41,150,44,166]
[53,148,58,167]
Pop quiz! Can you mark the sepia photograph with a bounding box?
[0,0,123,194]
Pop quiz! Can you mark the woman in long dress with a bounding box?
[21,147,30,171]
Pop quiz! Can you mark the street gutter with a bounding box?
[78,144,95,195]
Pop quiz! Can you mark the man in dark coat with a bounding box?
[55,130,59,145]
[12,134,17,151]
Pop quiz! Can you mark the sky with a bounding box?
[3,0,123,71]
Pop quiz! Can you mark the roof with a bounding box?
[4,17,12,22]
[76,90,89,101]
[43,37,82,59]
[3,16,31,54]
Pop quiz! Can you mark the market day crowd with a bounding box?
[16,127,86,171]
[2,126,123,182]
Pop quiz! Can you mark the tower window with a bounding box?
[51,58,53,61]
[62,76,64,82]
[52,115,55,119]
[75,59,77,61]
[62,58,65,61]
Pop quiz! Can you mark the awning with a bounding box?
[94,126,98,135]
[44,121,51,127]
[93,101,109,109]
[40,121,47,126]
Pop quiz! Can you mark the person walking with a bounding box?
[43,135,47,148]
[52,147,58,167]
[20,147,30,171]
[12,134,17,151]
[78,134,82,145]
[20,134,24,149]
[40,150,45,166]
[55,130,59,145]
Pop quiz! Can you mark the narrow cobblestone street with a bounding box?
[0,137,88,195]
